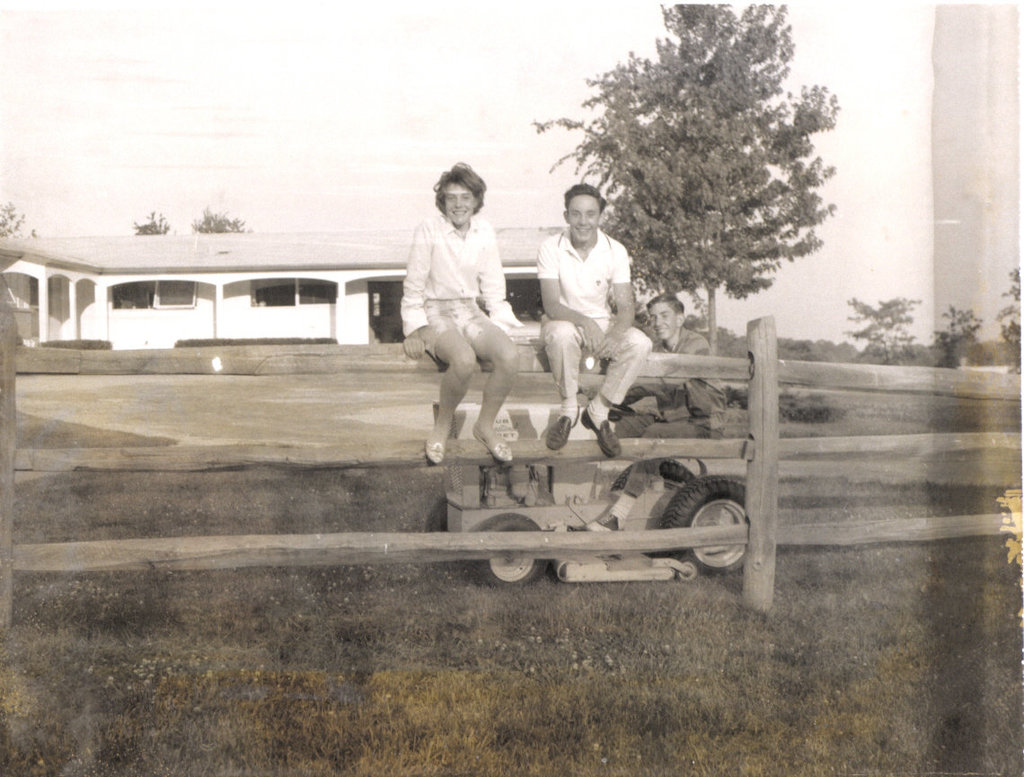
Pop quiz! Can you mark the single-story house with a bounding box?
[0,229,556,349]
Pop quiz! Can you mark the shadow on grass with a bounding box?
[16,412,177,448]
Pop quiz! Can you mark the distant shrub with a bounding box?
[966,339,1016,367]
[175,338,337,348]
[779,392,846,424]
[723,387,844,423]
[778,338,861,363]
[41,339,112,350]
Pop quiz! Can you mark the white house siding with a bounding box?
[106,281,217,349]
[219,278,337,341]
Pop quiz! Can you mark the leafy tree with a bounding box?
[133,211,171,235]
[997,267,1020,371]
[535,5,839,352]
[191,207,248,234]
[932,305,982,368]
[846,297,920,365]
[0,202,27,238]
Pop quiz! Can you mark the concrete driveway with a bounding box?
[13,367,566,449]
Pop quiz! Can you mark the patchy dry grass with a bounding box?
[2,465,1022,776]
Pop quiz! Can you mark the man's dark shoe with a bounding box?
[545,415,574,450]
[581,407,621,458]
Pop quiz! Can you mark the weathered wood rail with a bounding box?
[10,432,1015,474]
[1,300,1021,627]
[10,514,1008,575]
[13,340,1022,402]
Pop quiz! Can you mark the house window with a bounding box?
[112,281,156,309]
[2,273,37,309]
[112,280,196,309]
[252,279,337,307]
[252,280,295,307]
[299,280,336,305]
[154,280,197,308]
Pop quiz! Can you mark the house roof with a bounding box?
[0,227,562,276]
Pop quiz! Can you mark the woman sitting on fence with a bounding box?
[400,162,521,465]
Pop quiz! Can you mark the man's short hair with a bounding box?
[647,292,685,315]
[563,183,607,212]
[434,163,486,214]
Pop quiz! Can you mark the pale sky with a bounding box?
[0,4,1018,344]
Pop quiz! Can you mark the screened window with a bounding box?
[112,281,196,309]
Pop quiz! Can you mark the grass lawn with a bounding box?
[2,464,1022,777]
[1,386,1021,775]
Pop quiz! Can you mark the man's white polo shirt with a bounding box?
[536,229,632,320]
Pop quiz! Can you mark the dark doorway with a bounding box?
[506,277,543,323]
[368,281,404,343]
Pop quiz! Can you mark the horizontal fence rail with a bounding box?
[778,432,1020,457]
[15,343,1021,401]
[777,513,1007,547]
[11,433,1018,473]
[777,359,1021,400]
[13,512,1007,575]
[13,525,749,573]
[13,438,752,472]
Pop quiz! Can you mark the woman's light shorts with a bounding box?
[424,298,496,342]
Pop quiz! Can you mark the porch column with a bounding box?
[37,273,48,344]
[68,279,79,339]
[98,284,110,341]
[214,283,224,338]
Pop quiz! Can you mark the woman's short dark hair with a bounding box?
[434,163,486,214]
[563,183,607,212]
[647,292,685,315]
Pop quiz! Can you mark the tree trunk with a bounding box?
[706,284,718,355]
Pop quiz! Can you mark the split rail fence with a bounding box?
[0,305,1020,628]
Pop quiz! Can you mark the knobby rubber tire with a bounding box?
[659,476,747,574]
[609,458,697,493]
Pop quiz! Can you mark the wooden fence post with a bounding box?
[743,316,780,612]
[0,290,16,629]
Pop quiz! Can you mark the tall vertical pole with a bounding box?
[743,316,779,612]
[0,286,17,628]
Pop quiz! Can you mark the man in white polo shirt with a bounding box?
[537,183,652,457]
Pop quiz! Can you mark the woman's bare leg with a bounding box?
[467,323,519,449]
[428,329,478,447]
